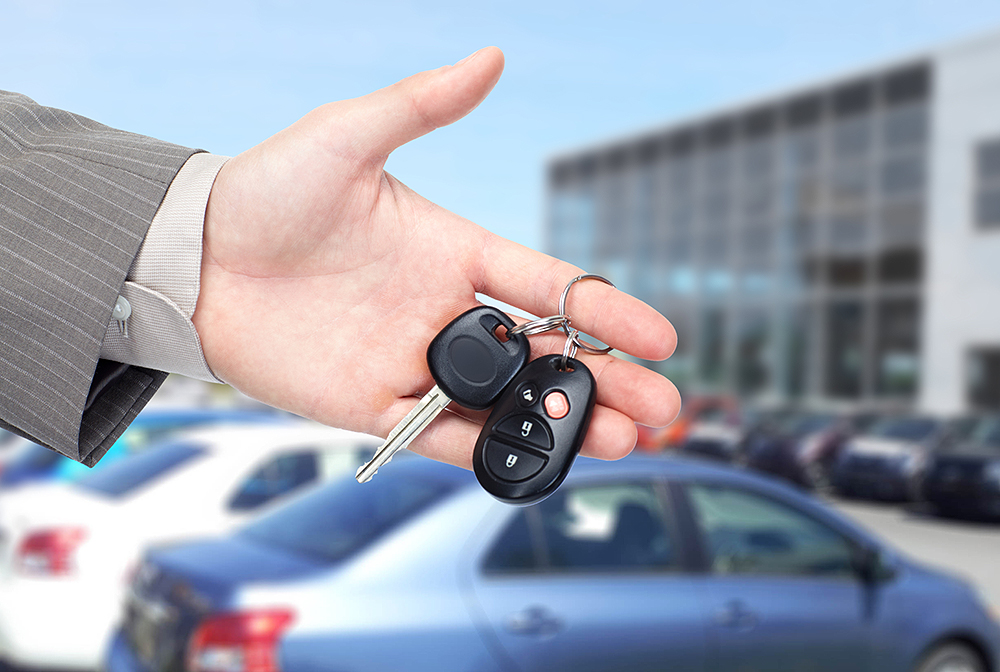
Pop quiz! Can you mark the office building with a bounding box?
[547,32,1000,413]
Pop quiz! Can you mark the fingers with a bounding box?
[347,46,505,160]
[475,233,677,362]
[579,405,639,460]
[385,398,645,471]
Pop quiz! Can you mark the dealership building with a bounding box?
[546,31,1000,413]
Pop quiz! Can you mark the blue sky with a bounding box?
[4,0,1000,249]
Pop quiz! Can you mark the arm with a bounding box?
[0,90,197,465]
[1,46,681,469]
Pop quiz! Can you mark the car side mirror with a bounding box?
[853,546,896,584]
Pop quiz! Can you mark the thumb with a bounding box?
[345,46,505,159]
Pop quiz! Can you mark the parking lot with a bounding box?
[833,497,1000,606]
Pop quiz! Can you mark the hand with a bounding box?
[193,46,680,469]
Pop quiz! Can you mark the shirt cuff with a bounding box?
[99,153,230,383]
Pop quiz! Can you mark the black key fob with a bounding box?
[427,306,530,410]
[473,354,596,505]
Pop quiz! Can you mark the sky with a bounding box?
[4,0,1000,251]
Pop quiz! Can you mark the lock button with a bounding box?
[484,440,546,483]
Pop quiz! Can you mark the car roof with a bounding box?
[382,451,810,490]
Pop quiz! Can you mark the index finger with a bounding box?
[473,232,677,361]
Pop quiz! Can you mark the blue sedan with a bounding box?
[107,456,999,672]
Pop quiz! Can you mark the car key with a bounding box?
[473,353,596,505]
[356,306,530,483]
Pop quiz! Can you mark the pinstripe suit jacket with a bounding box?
[0,91,197,466]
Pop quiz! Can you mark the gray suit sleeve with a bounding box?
[0,90,199,466]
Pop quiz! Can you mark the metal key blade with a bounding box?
[356,384,452,483]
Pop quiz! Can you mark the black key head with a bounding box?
[427,306,530,410]
[473,354,596,505]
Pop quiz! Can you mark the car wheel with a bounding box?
[915,642,985,672]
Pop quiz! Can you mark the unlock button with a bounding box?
[485,440,546,483]
[495,415,552,450]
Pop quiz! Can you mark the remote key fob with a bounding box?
[473,354,596,505]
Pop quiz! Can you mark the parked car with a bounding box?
[923,415,1000,520]
[746,410,880,492]
[832,415,962,501]
[0,408,285,489]
[636,395,739,451]
[108,455,999,672]
[0,423,381,671]
[679,406,745,462]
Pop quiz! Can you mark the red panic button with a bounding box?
[543,391,570,419]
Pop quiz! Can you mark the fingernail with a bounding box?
[454,48,482,66]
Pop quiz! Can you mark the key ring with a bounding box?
[558,274,616,355]
[507,314,571,338]
[560,328,580,371]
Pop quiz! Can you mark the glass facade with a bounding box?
[547,63,931,403]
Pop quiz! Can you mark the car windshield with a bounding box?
[868,417,939,442]
[239,469,458,563]
[73,441,206,498]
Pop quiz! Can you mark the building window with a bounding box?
[878,249,921,284]
[882,104,928,149]
[782,304,811,397]
[828,257,866,287]
[699,307,727,385]
[737,309,771,395]
[876,299,920,396]
[968,348,1000,410]
[825,301,864,398]
[975,138,1000,229]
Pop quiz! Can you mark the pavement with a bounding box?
[831,497,1000,607]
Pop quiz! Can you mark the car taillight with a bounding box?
[15,527,86,576]
[187,609,295,672]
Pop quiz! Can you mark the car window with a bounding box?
[482,512,537,574]
[228,451,319,511]
[239,469,456,562]
[687,484,856,578]
[317,446,376,479]
[74,442,206,498]
[541,483,676,572]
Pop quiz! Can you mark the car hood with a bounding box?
[848,436,919,458]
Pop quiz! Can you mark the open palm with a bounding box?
[193,47,680,469]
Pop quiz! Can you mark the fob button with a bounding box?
[543,391,570,419]
[485,440,546,482]
[495,415,552,450]
[516,383,539,407]
[449,337,497,384]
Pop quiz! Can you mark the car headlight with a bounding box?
[984,461,1000,487]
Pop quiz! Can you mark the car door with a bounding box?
[680,481,874,672]
[468,480,709,672]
